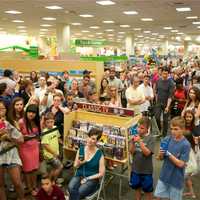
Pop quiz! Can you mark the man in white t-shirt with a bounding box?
[125,76,145,115]
[138,75,154,113]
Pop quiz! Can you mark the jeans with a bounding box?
[154,103,169,137]
[68,176,99,200]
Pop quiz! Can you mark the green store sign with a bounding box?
[80,55,128,62]
[75,39,107,46]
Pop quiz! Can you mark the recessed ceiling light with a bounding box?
[133,28,141,31]
[159,35,165,38]
[184,36,191,41]
[42,17,56,21]
[79,14,94,18]
[18,30,26,32]
[141,18,153,21]
[176,7,191,12]
[171,29,178,32]
[186,16,198,19]
[98,36,103,39]
[45,6,63,10]
[163,27,172,30]
[40,24,52,27]
[71,23,82,26]
[197,26,200,28]
[192,21,200,25]
[40,29,49,31]
[75,33,82,36]
[177,32,184,35]
[12,20,24,23]
[118,35,124,38]
[82,30,90,33]
[103,20,114,24]
[96,32,103,35]
[5,10,22,14]
[96,0,115,6]
[105,29,114,32]
[17,26,26,29]
[144,30,151,33]
[123,11,138,15]
[0,28,3,30]
[118,32,125,34]
[137,35,144,38]
[90,26,100,29]
[196,36,200,42]
[88,34,94,37]
[120,25,130,28]
[108,34,114,36]
[152,33,158,35]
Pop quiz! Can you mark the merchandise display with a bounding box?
[64,110,140,164]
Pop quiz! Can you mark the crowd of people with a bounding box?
[0,57,200,200]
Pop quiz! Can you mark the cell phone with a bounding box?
[79,154,84,161]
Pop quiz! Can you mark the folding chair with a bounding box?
[84,175,105,200]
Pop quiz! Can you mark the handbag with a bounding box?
[185,149,198,175]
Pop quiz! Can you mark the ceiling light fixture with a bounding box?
[103,20,114,23]
[82,30,90,33]
[18,30,26,32]
[186,16,198,19]
[163,27,172,30]
[108,34,114,36]
[96,0,115,5]
[71,23,82,25]
[105,29,114,32]
[171,29,178,32]
[144,30,151,33]
[196,36,200,42]
[152,33,158,35]
[123,11,138,15]
[96,32,103,35]
[141,18,153,21]
[79,14,94,18]
[12,20,24,23]
[5,10,22,14]
[40,24,52,27]
[90,26,100,29]
[120,25,130,28]
[133,28,141,31]
[42,17,56,21]
[192,21,200,25]
[137,35,144,38]
[184,36,191,41]
[40,29,49,31]
[17,26,26,29]
[177,32,184,35]
[176,7,191,12]
[118,32,125,34]
[45,6,63,10]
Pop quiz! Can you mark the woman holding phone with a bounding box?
[68,128,105,200]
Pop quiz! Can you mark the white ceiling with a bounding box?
[0,0,200,44]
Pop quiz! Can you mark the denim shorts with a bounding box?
[0,163,18,168]
[154,179,183,200]
[129,171,153,193]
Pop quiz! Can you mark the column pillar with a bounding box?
[183,40,189,56]
[125,34,134,56]
[163,40,169,55]
[56,23,71,55]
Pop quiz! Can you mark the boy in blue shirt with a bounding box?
[154,116,191,200]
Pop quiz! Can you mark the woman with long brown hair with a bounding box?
[8,97,24,129]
